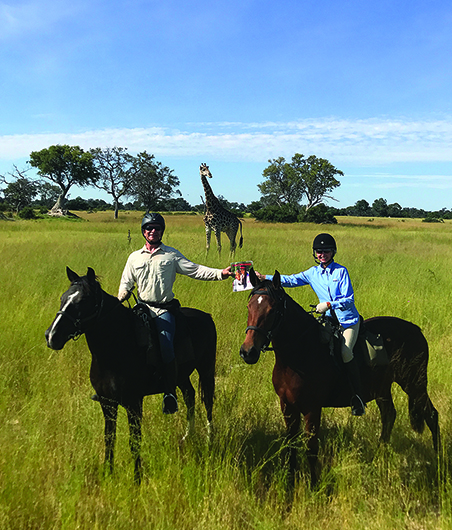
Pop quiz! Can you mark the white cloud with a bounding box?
[0,117,451,166]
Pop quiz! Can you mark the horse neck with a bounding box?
[274,295,325,360]
[85,290,132,354]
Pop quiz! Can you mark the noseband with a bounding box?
[245,284,286,352]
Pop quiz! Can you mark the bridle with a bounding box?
[56,282,108,341]
[245,283,287,352]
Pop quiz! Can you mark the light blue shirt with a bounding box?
[267,261,360,328]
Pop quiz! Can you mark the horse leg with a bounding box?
[126,399,143,485]
[179,378,196,444]
[376,391,397,444]
[281,400,302,489]
[100,399,118,476]
[302,410,322,487]
[199,366,215,440]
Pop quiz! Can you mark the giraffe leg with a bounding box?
[205,226,212,253]
[214,229,222,255]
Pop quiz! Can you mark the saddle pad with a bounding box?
[364,331,389,367]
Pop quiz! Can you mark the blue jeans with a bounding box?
[154,311,176,363]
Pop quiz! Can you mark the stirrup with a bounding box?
[162,393,178,415]
[351,395,366,416]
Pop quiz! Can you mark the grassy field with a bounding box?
[1,212,452,529]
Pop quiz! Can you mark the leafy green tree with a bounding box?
[258,153,342,213]
[36,182,61,208]
[90,147,137,219]
[28,145,98,215]
[258,157,303,208]
[353,199,372,216]
[372,198,388,217]
[127,152,181,211]
[387,202,403,218]
[290,153,342,211]
[3,177,37,213]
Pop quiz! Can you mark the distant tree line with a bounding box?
[0,147,450,223]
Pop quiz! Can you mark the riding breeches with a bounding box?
[154,310,176,363]
[341,321,360,363]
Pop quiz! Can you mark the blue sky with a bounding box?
[1,0,451,210]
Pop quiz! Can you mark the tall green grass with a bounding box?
[1,213,452,529]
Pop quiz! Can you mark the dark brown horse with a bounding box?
[239,269,440,486]
[45,267,217,483]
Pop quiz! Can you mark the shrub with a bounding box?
[18,207,37,219]
[422,216,444,223]
[254,204,299,223]
[299,204,337,224]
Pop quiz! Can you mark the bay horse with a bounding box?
[239,269,440,486]
[45,267,216,484]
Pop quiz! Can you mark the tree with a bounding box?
[353,199,372,216]
[258,154,342,214]
[36,182,61,208]
[258,157,303,208]
[28,145,98,216]
[90,146,136,219]
[3,177,38,213]
[372,198,388,217]
[387,202,403,218]
[127,152,181,211]
[290,153,342,212]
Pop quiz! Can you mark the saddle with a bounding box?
[132,300,194,366]
[320,316,389,368]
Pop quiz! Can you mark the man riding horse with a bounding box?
[255,233,366,417]
[117,212,233,414]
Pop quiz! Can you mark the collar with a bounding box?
[319,260,335,273]
[141,243,163,255]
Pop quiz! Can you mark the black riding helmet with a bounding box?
[141,212,165,235]
[312,233,337,262]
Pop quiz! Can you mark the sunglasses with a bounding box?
[143,225,162,232]
[315,249,333,254]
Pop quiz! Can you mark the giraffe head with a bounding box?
[200,163,212,179]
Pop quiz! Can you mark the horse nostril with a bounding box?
[240,345,260,365]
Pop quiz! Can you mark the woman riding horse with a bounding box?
[117,212,233,414]
[255,233,366,416]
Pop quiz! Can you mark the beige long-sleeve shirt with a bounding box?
[118,243,224,314]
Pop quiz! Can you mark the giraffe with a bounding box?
[199,163,243,255]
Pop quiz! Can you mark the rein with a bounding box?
[245,285,287,352]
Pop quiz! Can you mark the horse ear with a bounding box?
[272,270,281,289]
[86,267,96,283]
[66,267,80,283]
[249,267,259,287]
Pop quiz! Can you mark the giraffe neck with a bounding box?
[201,175,220,210]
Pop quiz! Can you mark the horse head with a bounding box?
[45,267,102,350]
[240,270,285,364]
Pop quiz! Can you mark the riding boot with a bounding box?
[343,358,366,416]
[162,359,178,414]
